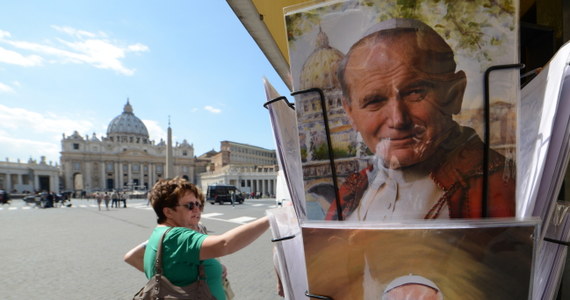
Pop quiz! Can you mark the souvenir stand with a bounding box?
[261,1,570,299]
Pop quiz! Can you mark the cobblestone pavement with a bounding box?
[0,199,282,300]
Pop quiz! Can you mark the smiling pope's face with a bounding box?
[342,31,465,169]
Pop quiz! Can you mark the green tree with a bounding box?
[286,0,516,67]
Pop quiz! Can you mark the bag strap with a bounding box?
[154,227,174,275]
[198,262,207,280]
[154,227,207,282]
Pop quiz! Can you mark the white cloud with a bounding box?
[0,104,93,134]
[0,82,14,93]
[0,26,148,75]
[0,105,95,162]
[0,46,44,66]
[143,119,167,142]
[0,104,98,163]
[5,39,76,58]
[128,43,149,52]
[204,105,222,114]
[0,134,60,165]
[0,30,11,39]
[59,38,136,75]
[51,25,98,39]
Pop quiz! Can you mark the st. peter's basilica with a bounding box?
[60,100,209,193]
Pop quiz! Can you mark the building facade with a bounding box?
[295,28,364,202]
[0,157,60,193]
[199,141,278,197]
[60,100,208,193]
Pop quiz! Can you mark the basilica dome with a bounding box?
[106,100,149,139]
[299,27,344,90]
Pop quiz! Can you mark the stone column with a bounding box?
[34,174,40,192]
[50,173,58,193]
[127,162,132,190]
[85,161,92,192]
[115,162,121,190]
[149,163,155,187]
[121,162,126,189]
[5,172,11,191]
[139,163,143,188]
[134,163,140,189]
[66,162,73,192]
[263,179,268,197]
[273,179,276,196]
[189,166,195,184]
[100,162,106,191]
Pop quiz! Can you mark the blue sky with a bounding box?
[0,1,290,165]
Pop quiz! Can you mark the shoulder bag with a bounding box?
[223,278,235,300]
[133,227,216,300]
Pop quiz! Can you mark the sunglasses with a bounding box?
[177,201,203,210]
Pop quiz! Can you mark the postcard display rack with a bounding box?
[263,1,570,299]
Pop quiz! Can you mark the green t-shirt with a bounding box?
[143,226,225,300]
[202,258,225,300]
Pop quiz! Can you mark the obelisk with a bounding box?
[166,116,174,179]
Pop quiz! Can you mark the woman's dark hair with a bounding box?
[149,177,202,224]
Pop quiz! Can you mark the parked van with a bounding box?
[206,185,244,205]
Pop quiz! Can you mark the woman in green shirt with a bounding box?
[124,177,268,299]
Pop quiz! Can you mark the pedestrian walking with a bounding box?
[111,190,119,208]
[96,192,103,211]
[45,191,54,208]
[104,192,110,210]
[0,189,10,205]
[120,191,127,208]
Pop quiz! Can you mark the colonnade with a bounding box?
[241,178,275,197]
[0,168,59,193]
[225,177,275,197]
[71,161,165,192]
[72,160,197,192]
